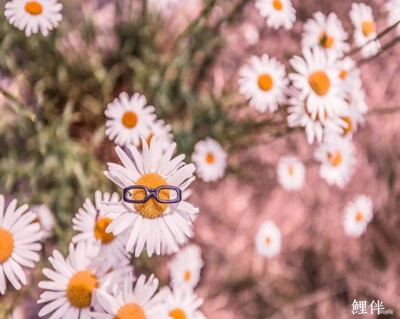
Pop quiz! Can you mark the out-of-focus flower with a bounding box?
[302,12,349,57]
[164,285,205,319]
[277,156,305,191]
[38,242,133,318]
[314,135,356,188]
[72,191,128,261]
[192,137,227,182]
[255,0,296,30]
[5,0,62,37]
[386,0,400,35]
[104,138,198,257]
[141,119,174,152]
[255,220,281,259]
[31,204,54,240]
[349,3,380,58]
[169,244,204,290]
[0,196,42,294]
[105,92,156,147]
[241,23,260,46]
[239,54,288,113]
[91,274,166,319]
[343,195,373,237]
[336,57,361,91]
[289,47,346,120]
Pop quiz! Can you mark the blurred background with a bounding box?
[0,0,399,318]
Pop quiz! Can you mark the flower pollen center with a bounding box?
[362,21,376,37]
[25,1,43,15]
[66,270,98,309]
[257,73,274,91]
[319,32,334,49]
[356,212,364,222]
[206,153,215,164]
[116,303,146,319]
[184,270,191,282]
[288,165,294,176]
[272,0,283,11]
[0,228,14,263]
[94,217,115,244]
[339,69,347,80]
[265,236,271,245]
[327,151,342,167]
[134,173,170,219]
[308,71,331,96]
[169,308,187,319]
[122,111,138,128]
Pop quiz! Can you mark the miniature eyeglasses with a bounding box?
[123,185,182,204]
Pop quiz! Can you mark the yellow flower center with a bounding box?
[319,32,334,49]
[362,21,376,37]
[169,308,187,319]
[272,0,283,11]
[25,1,43,15]
[339,69,347,80]
[257,73,274,92]
[133,173,170,219]
[122,111,138,128]
[341,116,353,136]
[0,228,14,263]
[184,270,191,282]
[66,271,99,309]
[288,165,294,176]
[206,153,215,164]
[308,71,331,96]
[355,212,364,222]
[94,217,115,244]
[327,151,342,167]
[116,303,146,319]
[265,236,271,245]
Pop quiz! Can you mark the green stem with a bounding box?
[0,87,37,122]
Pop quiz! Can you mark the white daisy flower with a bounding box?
[191,137,227,182]
[386,0,400,35]
[103,138,199,257]
[255,220,281,259]
[336,57,361,92]
[169,244,204,290]
[164,285,205,319]
[5,0,62,37]
[277,156,305,191]
[142,119,174,152]
[255,0,296,30]
[91,274,166,319]
[72,191,129,262]
[105,92,157,147]
[314,135,356,188]
[350,3,381,58]
[302,12,349,57]
[38,242,133,319]
[343,195,373,237]
[0,196,42,295]
[31,204,54,240]
[287,90,344,144]
[289,47,346,120]
[239,54,288,113]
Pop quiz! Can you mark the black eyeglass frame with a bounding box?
[123,185,182,204]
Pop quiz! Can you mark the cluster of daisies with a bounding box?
[242,1,389,259]
[1,188,206,319]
